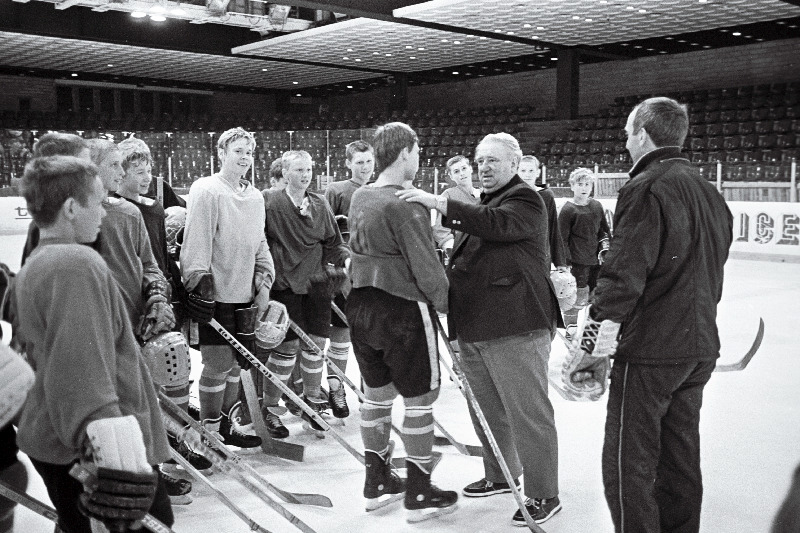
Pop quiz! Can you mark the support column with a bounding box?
[555,48,580,120]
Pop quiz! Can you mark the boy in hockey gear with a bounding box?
[590,97,733,533]
[519,155,568,271]
[181,127,274,450]
[13,155,174,532]
[350,123,457,521]
[399,133,561,526]
[261,150,350,436]
[20,133,92,267]
[557,168,611,332]
[322,141,374,419]
[432,155,480,255]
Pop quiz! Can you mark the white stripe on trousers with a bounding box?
[618,362,629,533]
[416,302,439,391]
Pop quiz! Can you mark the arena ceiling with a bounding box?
[0,0,798,96]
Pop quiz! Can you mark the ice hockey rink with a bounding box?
[2,231,799,533]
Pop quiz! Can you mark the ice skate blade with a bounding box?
[301,421,326,439]
[161,462,212,477]
[168,493,193,506]
[406,503,457,523]
[365,492,405,512]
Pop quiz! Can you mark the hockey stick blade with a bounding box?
[715,317,765,372]
[239,369,306,462]
[158,392,331,508]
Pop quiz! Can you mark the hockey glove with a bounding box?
[561,306,619,401]
[77,467,158,532]
[140,279,176,341]
[308,264,348,300]
[598,237,610,265]
[185,274,215,324]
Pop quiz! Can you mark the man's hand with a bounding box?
[396,189,438,210]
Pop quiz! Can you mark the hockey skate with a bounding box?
[164,433,213,473]
[300,395,329,438]
[404,461,458,523]
[328,379,350,419]
[219,402,262,449]
[364,446,405,511]
[159,468,193,505]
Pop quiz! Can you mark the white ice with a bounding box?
[2,231,798,533]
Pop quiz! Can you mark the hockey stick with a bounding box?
[329,302,481,457]
[68,464,176,533]
[434,317,547,533]
[208,318,366,465]
[240,368,306,462]
[158,391,330,507]
[714,317,765,372]
[168,448,273,533]
[0,478,59,522]
[161,415,321,533]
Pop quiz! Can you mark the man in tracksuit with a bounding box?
[588,97,733,532]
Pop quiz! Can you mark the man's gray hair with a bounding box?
[478,133,523,163]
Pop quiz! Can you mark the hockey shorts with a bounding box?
[270,288,331,342]
[346,287,440,398]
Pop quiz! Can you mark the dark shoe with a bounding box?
[159,468,192,505]
[405,461,457,523]
[301,395,328,432]
[512,496,562,526]
[166,433,213,471]
[188,402,201,421]
[262,406,290,439]
[328,384,350,419]
[364,449,405,511]
[219,402,262,448]
[462,477,520,498]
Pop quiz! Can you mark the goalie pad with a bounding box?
[141,331,191,387]
[561,306,619,401]
[255,300,289,350]
[0,342,34,428]
[550,270,577,313]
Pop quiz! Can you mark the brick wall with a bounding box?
[0,75,56,112]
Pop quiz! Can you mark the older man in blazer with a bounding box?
[397,132,562,526]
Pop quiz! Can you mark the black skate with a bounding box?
[165,433,213,472]
[261,404,290,439]
[219,401,262,449]
[159,468,192,505]
[405,461,458,523]
[364,447,405,511]
[300,395,329,438]
[328,381,350,419]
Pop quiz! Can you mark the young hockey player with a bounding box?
[322,140,375,419]
[432,155,480,254]
[14,155,174,533]
[347,122,457,522]
[558,167,611,331]
[519,155,568,270]
[260,150,350,437]
[180,127,274,449]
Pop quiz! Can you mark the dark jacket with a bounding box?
[444,176,561,343]
[537,186,568,268]
[592,147,733,364]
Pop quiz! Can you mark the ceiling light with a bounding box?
[732,32,741,36]
[507,31,515,34]
[665,36,673,40]
[452,71,459,74]
[441,38,449,42]
[373,52,379,55]
[479,36,487,39]
[550,57,558,61]
[347,48,353,52]
[572,15,580,19]
[633,45,642,48]
[385,53,392,56]
[703,45,711,48]
[292,81,298,84]
[355,59,361,62]
[405,45,412,49]
[409,56,416,59]
[600,0,608,3]
[523,23,531,28]
[626,6,634,10]
[537,26,544,30]
[690,42,699,46]
[418,47,425,50]
[638,8,646,13]
[699,0,708,3]
[586,18,593,22]
[131,11,147,17]
[346,85,353,89]
[107,64,114,67]
[296,94,301,97]
[342,57,349,60]
[532,35,539,39]
[677,39,686,43]
[454,40,461,44]
[71,73,78,77]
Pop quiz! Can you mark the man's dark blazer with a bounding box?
[444,175,562,343]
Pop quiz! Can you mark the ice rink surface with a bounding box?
[2,229,798,533]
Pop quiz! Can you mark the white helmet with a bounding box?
[142,331,191,386]
[256,301,289,350]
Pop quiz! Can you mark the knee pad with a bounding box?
[200,345,235,374]
[403,387,440,408]
[329,326,350,344]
